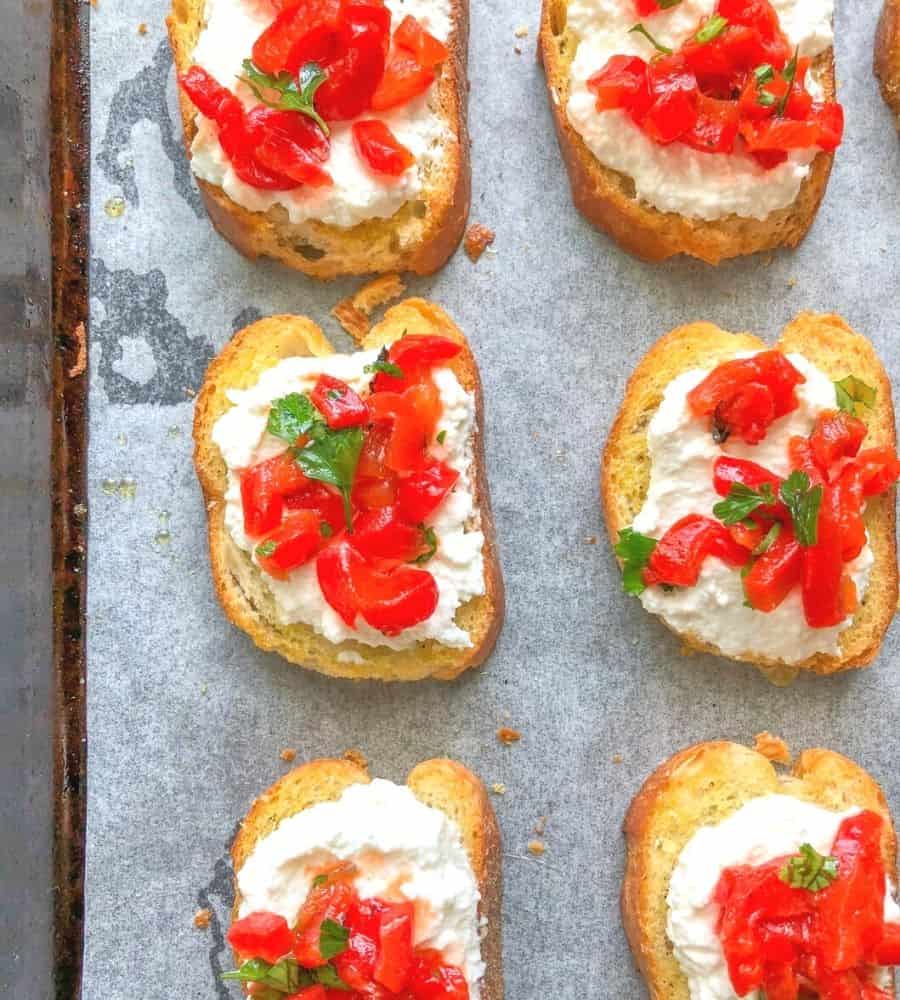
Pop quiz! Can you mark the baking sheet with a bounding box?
[85,1,900,996]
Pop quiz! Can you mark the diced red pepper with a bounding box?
[587,55,651,115]
[334,897,385,989]
[373,901,415,992]
[294,882,356,968]
[408,948,470,1000]
[644,514,751,588]
[743,528,802,612]
[397,459,459,522]
[227,910,294,964]
[834,465,866,562]
[682,93,740,153]
[240,452,310,538]
[642,55,699,144]
[371,53,435,111]
[372,334,462,393]
[254,111,333,188]
[788,435,825,486]
[314,22,388,121]
[393,15,449,67]
[368,382,441,473]
[310,374,369,428]
[352,119,415,176]
[855,447,900,497]
[251,0,344,75]
[284,483,346,536]
[256,509,323,579]
[352,506,423,562]
[801,484,844,628]
[712,455,782,497]
[809,410,867,476]
[317,539,367,628]
[179,66,244,124]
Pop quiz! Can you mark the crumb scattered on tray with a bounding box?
[787,276,797,289]
[332,274,406,340]
[527,840,545,856]
[200,682,208,696]
[464,223,495,262]
[343,747,369,770]
[514,46,522,54]
[137,22,147,33]
[533,815,547,836]
[193,908,212,929]
[612,753,623,764]
[753,731,791,764]
[514,24,529,37]
[280,747,297,762]
[184,387,196,398]
[497,727,521,746]
[491,782,506,795]
[585,535,597,545]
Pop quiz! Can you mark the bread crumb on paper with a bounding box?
[193,908,212,929]
[343,748,369,770]
[527,840,545,856]
[787,276,797,289]
[137,22,148,34]
[585,535,597,545]
[491,782,506,795]
[280,747,297,763]
[612,753,623,764]
[332,274,406,340]
[464,223,495,262]
[497,727,521,746]
[753,731,791,764]
[533,815,547,836]
[68,322,87,378]
[514,25,529,37]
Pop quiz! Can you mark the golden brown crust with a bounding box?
[193,299,504,681]
[622,741,898,1000]
[601,313,898,681]
[166,0,470,279]
[876,0,900,125]
[231,758,503,1000]
[537,0,836,264]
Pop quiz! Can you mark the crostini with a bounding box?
[602,313,899,683]
[193,298,503,681]
[224,757,503,999]
[876,0,900,125]
[167,0,469,279]
[539,0,843,264]
[623,740,900,1000]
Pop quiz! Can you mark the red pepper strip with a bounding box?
[809,410,867,477]
[712,455,782,496]
[310,374,369,428]
[643,514,750,588]
[801,485,844,628]
[743,528,802,612]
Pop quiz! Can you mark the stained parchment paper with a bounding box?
[86,2,900,996]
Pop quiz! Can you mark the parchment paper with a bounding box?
[86,2,900,996]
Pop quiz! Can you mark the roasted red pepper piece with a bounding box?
[712,455,782,497]
[352,119,415,175]
[294,882,356,968]
[251,0,344,75]
[310,374,369,428]
[371,53,436,111]
[240,452,310,537]
[315,20,388,121]
[641,55,699,144]
[373,901,415,991]
[644,514,750,588]
[809,410,867,475]
[351,505,423,562]
[227,910,294,964]
[801,484,844,628]
[743,528,802,612]
[408,948,470,1000]
[397,459,459,522]
[256,509,323,579]
[368,382,441,473]
[372,334,462,393]
[284,482,346,536]
[393,15,449,67]
[855,447,900,497]
[587,55,651,115]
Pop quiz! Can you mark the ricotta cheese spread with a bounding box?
[667,794,900,1000]
[564,0,834,221]
[632,352,873,664]
[236,778,486,998]
[211,350,486,650]
[189,0,452,227]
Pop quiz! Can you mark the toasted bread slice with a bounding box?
[622,740,897,1000]
[876,0,900,124]
[166,0,470,279]
[193,298,504,681]
[231,757,503,1000]
[537,4,836,264]
[601,312,898,682]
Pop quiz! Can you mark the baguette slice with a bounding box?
[601,312,898,683]
[166,0,470,279]
[231,757,503,1000]
[193,298,504,681]
[622,740,897,1000]
[537,5,836,264]
[876,0,900,125]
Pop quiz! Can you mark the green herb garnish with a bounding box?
[436,430,447,445]
[312,873,329,887]
[364,359,404,379]
[615,527,658,595]
[775,46,799,116]
[222,957,308,993]
[413,525,438,564]
[267,392,323,443]
[320,522,334,538]
[628,22,672,53]
[239,59,329,135]
[757,90,776,107]
[712,482,776,526]
[752,521,782,555]
[255,540,277,558]
[695,14,728,44]
[779,470,823,546]
[295,426,364,531]
[656,0,682,7]
[315,965,351,991]
[779,843,839,891]
[319,919,349,961]
[754,63,774,85]
[835,375,876,415]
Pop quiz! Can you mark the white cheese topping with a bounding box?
[564,0,834,221]
[189,0,452,227]
[667,794,900,1000]
[211,350,485,650]
[236,779,485,998]
[632,352,872,664]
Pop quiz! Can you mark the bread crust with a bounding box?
[166,0,470,279]
[876,0,900,125]
[537,0,836,264]
[622,741,897,1000]
[231,757,503,1000]
[193,299,504,681]
[601,312,898,682]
